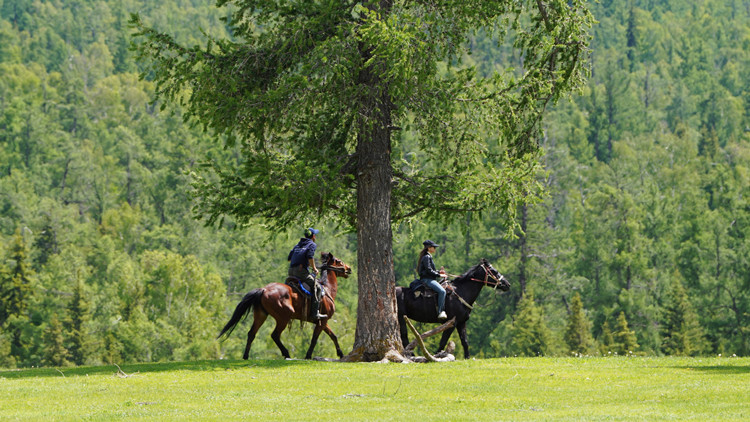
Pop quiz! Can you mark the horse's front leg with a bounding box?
[437,325,456,355]
[305,324,324,359]
[456,321,470,359]
[321,324,343,358]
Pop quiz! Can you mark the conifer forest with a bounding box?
[1,0,749,367]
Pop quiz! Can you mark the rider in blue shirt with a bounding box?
[288,228,326,320]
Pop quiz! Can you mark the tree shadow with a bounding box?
[678,365,750,375]
[0,358,321,380]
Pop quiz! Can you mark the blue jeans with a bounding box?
[422,278,446,314]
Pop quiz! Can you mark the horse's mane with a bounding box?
[319,268,328,286]
[454,259,488,283]
[318,252,332,286]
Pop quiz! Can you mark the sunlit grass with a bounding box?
[1,357,748,421]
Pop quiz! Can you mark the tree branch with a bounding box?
[403,316,438,361]
[405,317,456,352]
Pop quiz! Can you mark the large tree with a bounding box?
[132,0,591,361]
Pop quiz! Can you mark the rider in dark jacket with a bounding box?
[288,228,326,320]
[417,239,447,320]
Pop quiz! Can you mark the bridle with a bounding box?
[320,259,351,276]
[469,263,507,290]
[443,263,507,289]
[441,262,508,310]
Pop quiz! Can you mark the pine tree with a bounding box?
[1,229,34,325]
[599,320,615,355]
[0,264,9,327]
[565,292,593,355]
[33,216,59,268]
[0,331,16,368]
[66,277,90,365]
[44,316,71,367]
[661,277,706,356]
[1,229,35,358]
[509,289,552,356]
[613,312,639,355]
[102,331,122,365]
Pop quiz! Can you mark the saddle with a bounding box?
[285,277,329,322]
[409,279,453,299]
[285,277,313,296]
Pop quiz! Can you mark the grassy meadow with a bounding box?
[1,357,748,421]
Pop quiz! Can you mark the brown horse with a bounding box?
[218,252,351,359]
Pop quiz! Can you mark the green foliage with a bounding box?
[661,276,707,356]
[0,229,33,325]
[508,289,553,356]
[43,315,71,367]
[613,312,640,355]
[1,0,750,366]
[0,330,16,368]
[598,320,615,355]
[130,0,592,233]
[564,292,593,355]
[65,277,91,365]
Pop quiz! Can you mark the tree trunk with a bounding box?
[345,18,401,360]
[519,203,528,297]
[346,105,402,361]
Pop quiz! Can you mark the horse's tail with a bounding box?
[217,289,263,340]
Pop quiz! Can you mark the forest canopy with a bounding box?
[1,0,749,367]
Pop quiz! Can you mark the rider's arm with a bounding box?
[309,258,318,274]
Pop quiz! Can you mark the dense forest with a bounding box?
[1,0,749,367]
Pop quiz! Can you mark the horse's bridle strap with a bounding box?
[445,265,505,288]
[320,264,347,274]
[470,265,505,288]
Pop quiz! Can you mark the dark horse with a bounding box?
[218,252,351,359]
[396,258,510,359]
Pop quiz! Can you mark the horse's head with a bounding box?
[480,258,510,291]
[321,252,352,278]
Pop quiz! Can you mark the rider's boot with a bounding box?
[437,311,448,320]
[312,297,328,320]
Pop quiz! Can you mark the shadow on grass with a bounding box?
[679,365,750,375]
[0,358,323,380]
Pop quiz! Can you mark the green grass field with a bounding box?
[1,357,748,421]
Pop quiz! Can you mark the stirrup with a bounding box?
[313,313,328,320]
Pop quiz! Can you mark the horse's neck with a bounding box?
[323,272,338,299]
[455,271,485,303]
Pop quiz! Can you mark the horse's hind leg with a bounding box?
[304,324,325,360]
[457,321,470,359]
[398,315,410,348]
[243,309,268,360]
[270,319,291,359]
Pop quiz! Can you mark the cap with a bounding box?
[422,239,439,248]
[305,228,320,238]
